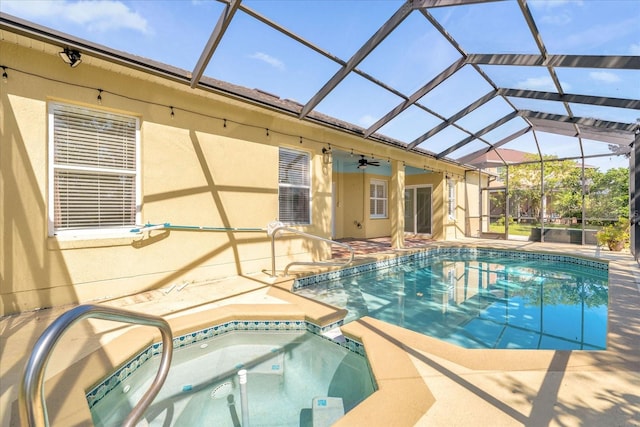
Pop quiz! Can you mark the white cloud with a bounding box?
[249,52,285,71]
[530,0,582,26]
[589,71,621,83]
[515,76,571,92]
[1,0,151,34]
[539,12,572,26]
[358,115,376,127]
[630,43,640,55]
[529,0,584,10]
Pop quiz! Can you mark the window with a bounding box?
[370,179,387,218]
[48,103,140,236]
[448,177,456,219]
[278,147,310,224]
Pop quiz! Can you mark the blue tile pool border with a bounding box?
[292,246,609,291]
[85,318,360,409]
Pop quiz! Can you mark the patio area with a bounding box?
[1,238,639,426]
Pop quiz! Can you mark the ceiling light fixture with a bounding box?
[59,48,82,67]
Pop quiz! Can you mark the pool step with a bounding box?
[312,397,344,427]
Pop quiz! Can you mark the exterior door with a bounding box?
[404,186,432,234]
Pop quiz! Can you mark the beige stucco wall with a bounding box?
[1,32,484,315]
[1,39,336,315]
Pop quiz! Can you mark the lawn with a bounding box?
[489,222,603,236]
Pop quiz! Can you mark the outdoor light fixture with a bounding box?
[1,66,7,82]
[322,145,332,164]
[59,48,82,67]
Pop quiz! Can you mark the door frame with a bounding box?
[404,184,433,236]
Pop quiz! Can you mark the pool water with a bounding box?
[90,331,375,426]
[296,255,608,350]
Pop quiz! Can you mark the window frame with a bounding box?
[447,177,456,219]
[369,179,388,219]
[278,147,311,225]
[47,102,141,238]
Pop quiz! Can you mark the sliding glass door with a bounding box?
[405,186,432,234]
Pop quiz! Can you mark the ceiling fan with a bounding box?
[357,155,380,169]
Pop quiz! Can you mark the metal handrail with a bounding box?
[268,223,354,277]
[19,304,173,427]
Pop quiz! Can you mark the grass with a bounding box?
[489,222,603,236]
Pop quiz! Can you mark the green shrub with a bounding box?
[595,217,630,251]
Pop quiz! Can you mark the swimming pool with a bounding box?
[88,323,375,426]
[295,248,608,350]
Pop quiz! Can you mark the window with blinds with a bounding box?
[278,147,310,224]
[49,103,139,236]
[370,179,387,218]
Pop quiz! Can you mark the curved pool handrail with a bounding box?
[268,222,355,277]
[19,304,173,427]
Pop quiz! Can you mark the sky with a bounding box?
[2,0,638,171]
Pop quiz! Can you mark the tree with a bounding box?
[502,154,577,219]
[499,156,629,223]
[587,167,629,221]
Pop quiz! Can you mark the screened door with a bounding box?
[405,186,432,234]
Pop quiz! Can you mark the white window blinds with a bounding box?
[370,179,387,218]
[50,103,139,234]
[278,148,310,224]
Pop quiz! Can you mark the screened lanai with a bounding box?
[1,0,639,255]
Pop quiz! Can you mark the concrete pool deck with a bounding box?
[1,238,639,426]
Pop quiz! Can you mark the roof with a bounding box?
[468,148,531,167]
[1,0,638,172]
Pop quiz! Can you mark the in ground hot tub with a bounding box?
[87,320,375,427]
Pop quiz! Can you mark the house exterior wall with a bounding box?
[1,34,481,316]
[1,40,334,315]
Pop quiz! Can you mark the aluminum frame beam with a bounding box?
[190,0,240,88]
[456,126,531,164]
[299,0,414,119]
[499,88,640,110]
[407,90,497,150]
[466,54,640,69]
[364,57,466,138]
[519,111,637,133]
[437,111,519,159]
[413,0,506,8]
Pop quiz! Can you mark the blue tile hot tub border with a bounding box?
[292,246,609,291]
[85,318,359,409]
